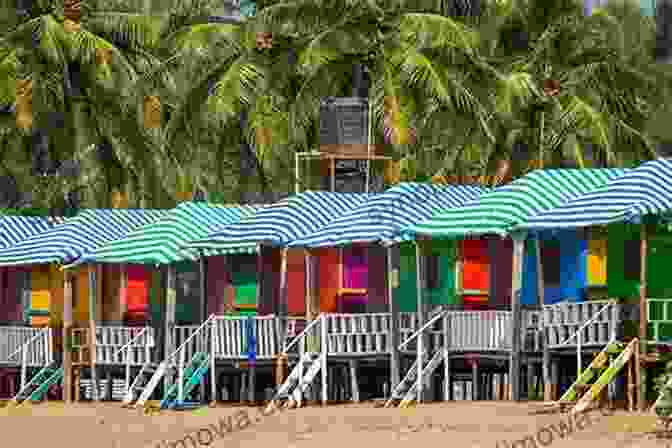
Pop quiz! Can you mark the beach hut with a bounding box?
[514,158,672,410]
[185,191,371,403]
[405,168,627,402]
[68,202,261,406]
[0,215,66,397]
[0,209,166,404]
[284,182,488,402]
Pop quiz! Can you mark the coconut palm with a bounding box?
[429,0,671,182]
[0,0,175,209]
[258,0,489,183]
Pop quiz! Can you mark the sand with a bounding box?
[0,400,668,448]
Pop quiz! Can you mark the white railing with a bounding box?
[544,300,620,349]
[72,326,155,365]
[445,311,513,352]
[552,300,618,380]
[0,326,51,366]
[211,315,278,359]
[324,313,392,355]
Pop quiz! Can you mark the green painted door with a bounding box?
[231,254,258,313]
[395,240,457,313]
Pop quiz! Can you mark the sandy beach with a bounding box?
[0,400,669,448]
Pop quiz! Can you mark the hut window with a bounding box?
[623,238,641,281]
[426,254,440,289]
[541,246,561,285]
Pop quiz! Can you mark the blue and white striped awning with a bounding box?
[0,216,65,249]
[0,209,166,266]
[514,159,672,231]
[286,183,489,248]
[186,191,372,253]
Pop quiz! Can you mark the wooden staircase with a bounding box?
[543,338,638,414]
[385,349,445,408]
[266,352,322,412]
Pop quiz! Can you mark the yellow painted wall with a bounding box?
[48,265,65,326]
[587,238,607,286]
[30,265,51,326]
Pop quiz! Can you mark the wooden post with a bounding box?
[120,264,128,322]
[330,157,336,192]
[164,266,177,393]
[248,362,256,403]
[199,254,207,403]
[551,359,560,401]
[627,355,635,412]
[526,359,535,399]
[471,359,479,400]
[387,246,401,392]
[535,237,545,307]
[509,233,525,401]
[638,223,647,411]
[87,265,100,401]
[63,272,73,403]
[415,241,425,403]
[443,312,450,401]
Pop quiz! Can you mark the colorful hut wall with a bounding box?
[461,239,491,310]
[257,247,307,316]
[0,267,27,324]
[395,240,457,313]
[230,254,258,315]
[521,230,588,305]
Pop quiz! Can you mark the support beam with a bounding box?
[551,359,560,401]
[88,265,100,401]
[638,223,648,411]
[349,359,360,402]
[199,254,208,403]
[471,359,479,401]
[415,241,425,403]
[163,265,177,393]
[387,246,400,392]
[63,271,74,403]
[509,233,526,401]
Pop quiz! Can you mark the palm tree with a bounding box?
[429,0,670,182]
[0,0,173,209]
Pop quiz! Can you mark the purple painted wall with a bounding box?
[207,255,231,316]
[341,246,368,312]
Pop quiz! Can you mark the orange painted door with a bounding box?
[461,239,490,309]
[317,248,339,312]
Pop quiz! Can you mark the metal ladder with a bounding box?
[266,352,322,412]
[10,363,63,407]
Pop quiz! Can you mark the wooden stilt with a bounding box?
[349,360,360,402]
[239,372,247,403]
[543,327,552,400]
[443,350,451,401]
[627,355,635,412]
[248,364,256,404]
[526,359,535,399]
[551,359,560,401]
[472,360,479,401]
[74,368,81,402]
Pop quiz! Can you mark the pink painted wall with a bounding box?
[0,267,23,322]
[207,255,232,315]
[341,246,368,312]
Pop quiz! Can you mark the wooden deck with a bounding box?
[0,326,52,367]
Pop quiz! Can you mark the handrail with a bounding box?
[112,326,151,358]
[6,328,48,361]
[557,301,616,346]
[398,310,447,350]
[283,317,321,353]
[166,314,216,362]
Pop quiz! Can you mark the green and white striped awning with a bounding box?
[70,202,261,266]
[404,169,628,239]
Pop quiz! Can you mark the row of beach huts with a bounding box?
[1,160,672,412]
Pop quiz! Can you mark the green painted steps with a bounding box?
[160,352,210,409]
[11,363,63,406]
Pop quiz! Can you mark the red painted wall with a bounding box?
[317,248,339,312]
[286,249,306,315]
